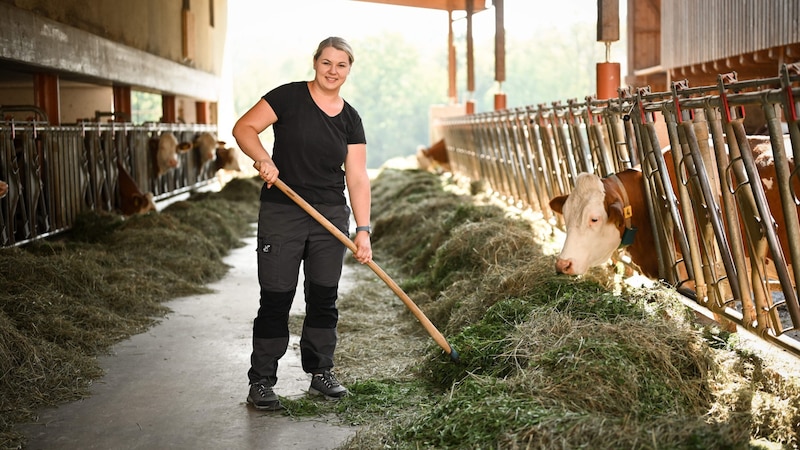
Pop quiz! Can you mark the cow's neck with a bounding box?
[606,174,636,247]
[606,169,660,278]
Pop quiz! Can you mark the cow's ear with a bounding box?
[607,200,625,228]
[549,195,568,214]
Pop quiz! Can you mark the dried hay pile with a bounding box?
[2,166,799,449]
[0,177,262,449]
[320,168,799,449]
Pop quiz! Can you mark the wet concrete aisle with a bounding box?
[18,232,357,450]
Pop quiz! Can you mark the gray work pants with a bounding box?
[248,200,349,386]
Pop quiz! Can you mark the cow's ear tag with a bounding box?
[620,226,638,247]
[623,205,632,219]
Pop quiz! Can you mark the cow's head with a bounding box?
[549,173,628,275]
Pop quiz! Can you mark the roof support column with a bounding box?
[493,0,506,110]
[33,72,60,125]
[448,10,457,104]
[466,0,475,114]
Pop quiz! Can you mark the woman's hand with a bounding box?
[252,160,279,188]
[352,232,372,264]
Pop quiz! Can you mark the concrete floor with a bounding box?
[18,233,357,450]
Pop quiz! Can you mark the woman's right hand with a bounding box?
[253,160,279,188]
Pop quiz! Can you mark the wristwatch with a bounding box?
[355,225,371,235]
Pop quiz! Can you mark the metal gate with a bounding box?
[440,63,800,356]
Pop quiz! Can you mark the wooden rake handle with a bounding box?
[273,178,459,363]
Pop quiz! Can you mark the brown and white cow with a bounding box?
[193,132,218,166]
[152,132,191,177]
[416,139,450,173]
[212,144,241,172]
[549,135,798,280]
[0,180,7,199]
[549,169,661,278]
[117,162,156,216]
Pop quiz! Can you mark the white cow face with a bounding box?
[550,173,622,275]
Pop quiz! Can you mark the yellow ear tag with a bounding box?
[623,205,632,219]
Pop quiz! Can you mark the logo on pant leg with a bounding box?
[262,244,271,253]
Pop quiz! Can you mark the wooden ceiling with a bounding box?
[352,0,489,12]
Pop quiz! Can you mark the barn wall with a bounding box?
[0,0,227,76]
[661,0,799,69]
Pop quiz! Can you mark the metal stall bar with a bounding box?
[719,73,798,335]
[469,115,490,183]
[508,108,538,210]
[631,87,693,287]
[565,98,595,175]
[478,113,506,198]
[0,125,17,246]
[672,80,741,315]
[498,111,524,203]
[496,110,525,204]
[703,94,756,326]
[606,91,637,172]
[535,104,569,199]
[549,101,579,187]
[776,63,800,325]
[584,96,616,177]
[660,90,710,301]
[516,107,547,214]
[464,116,484,182]
[525,105,560,217]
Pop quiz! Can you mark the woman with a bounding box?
[232,36,372,411]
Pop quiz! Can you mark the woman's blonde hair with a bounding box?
[313,37,354,65]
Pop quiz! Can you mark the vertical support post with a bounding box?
[596,0,620,100]
[196,101,209,124]
[162,94,177,123]
[447,10,457,104]
[493,0,506,110]
[466,0,475,114]
[113,85,132,122]
[33,73,60,125]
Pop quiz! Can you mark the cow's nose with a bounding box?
[555,258,574,275]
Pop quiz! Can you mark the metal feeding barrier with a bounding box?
[0,116,218,247]
[440,63,800,357]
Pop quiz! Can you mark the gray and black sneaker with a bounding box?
[247,382,283,411]
[308,370,348,400]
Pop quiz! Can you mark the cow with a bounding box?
[117,162,156,216]
[193,132,241,178]
[0,180,7,199]
[152,132,191,177]
[548,135,798,281]
[193,131,218,167]
[549,169,659,277]
[212,144,241,172]
[416,139,450,173]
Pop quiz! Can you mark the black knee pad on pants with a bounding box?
[253,290,295,339]
[304,282,338,328]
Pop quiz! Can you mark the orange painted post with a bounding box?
[596,0,620,99]
[494,92,507,111]
[33,73,60,125]
[113,85,132,122]
[596,61,621,99]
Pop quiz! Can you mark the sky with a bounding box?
[219,0,624,141]
[226,0,607,56]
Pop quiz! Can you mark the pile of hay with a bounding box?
[293,168,799,449]
[0,177,262,449]
[3,167,799,449]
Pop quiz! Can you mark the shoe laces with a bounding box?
[316,371,340,389]
[254,383,273,398]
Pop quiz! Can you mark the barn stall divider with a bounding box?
[440,63,800,357]
[0,117,218,248]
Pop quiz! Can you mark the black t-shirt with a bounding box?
[260,81,366,205]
